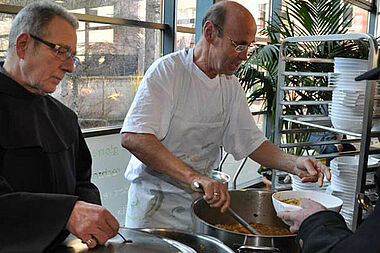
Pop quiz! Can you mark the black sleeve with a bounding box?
[74,127,101,205]
[0,168,78,253]
[297,204,380,253]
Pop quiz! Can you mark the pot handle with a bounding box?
[237,245,280,252]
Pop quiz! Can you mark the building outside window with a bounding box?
[0,0,163,130]
[176,0,196,50]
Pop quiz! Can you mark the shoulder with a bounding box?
[145,49,188,78]
[45,95,78,121]
[223,75,246,98]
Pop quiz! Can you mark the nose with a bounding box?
[60,57,75,73]
[238,49,248,61]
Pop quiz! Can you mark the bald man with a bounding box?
[121,1,330,230]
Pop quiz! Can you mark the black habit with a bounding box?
[0,65,101,253]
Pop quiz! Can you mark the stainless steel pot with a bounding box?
[139,228,235,253]
[51,228,192,253]
[192,189,300,253]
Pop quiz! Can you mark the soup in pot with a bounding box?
[215,223,293,236]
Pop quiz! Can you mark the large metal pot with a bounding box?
[139,228,235,253]
[192,189,300,253]
[51,228,195,253]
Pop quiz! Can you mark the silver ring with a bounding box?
[213,192,219,196]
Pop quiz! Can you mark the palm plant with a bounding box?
[235,0,369,178]
[237,0,369,141]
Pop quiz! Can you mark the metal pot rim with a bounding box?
[191,190,297,238]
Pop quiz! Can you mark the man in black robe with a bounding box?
[0,2,119,252]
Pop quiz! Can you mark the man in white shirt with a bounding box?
[121,0,330,230]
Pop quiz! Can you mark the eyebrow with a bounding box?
[59,44,77,56]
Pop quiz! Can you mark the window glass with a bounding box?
[232,0,270,34]
[177,0,196,28]
[176,32,195,51]
[346,5,369,34]
[176,0,196,51]
[0,17,161,129]
[53,22,161,129]
[0,14,12,60]
[0,0,162,23]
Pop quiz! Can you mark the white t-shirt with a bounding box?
[121,48,266,181]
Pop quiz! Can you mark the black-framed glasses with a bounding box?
[213,23,256,53]
[30,34,80,66]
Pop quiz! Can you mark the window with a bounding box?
[0,14,11,60]
[0,0,162,22]
[232,0,271,41]
[346,5,369,34]
[0,1,164,130]
[53,22,161,129]
[176,0,196,50]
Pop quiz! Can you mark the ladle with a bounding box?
[192,181,260,235]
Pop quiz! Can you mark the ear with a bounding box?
[15,33,31,59]
[203,20,218,44]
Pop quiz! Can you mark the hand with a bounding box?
[191,175,230,213]
[277,198,326,233]
[294,157,331,187]
[66,201,119,248]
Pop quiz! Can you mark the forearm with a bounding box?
[121,132,203,185]
[248,140,298,173]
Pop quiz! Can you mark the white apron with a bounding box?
[126,48,226,230]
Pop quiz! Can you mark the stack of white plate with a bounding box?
[326,155,379,227]
[291,174,330,192]
[328,57,380,132]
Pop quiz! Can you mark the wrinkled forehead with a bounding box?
[45,16,77,50]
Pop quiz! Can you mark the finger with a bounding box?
[303,158,318,176]
[209,189,226,206]
[300,175,318,183]
[317,171,324,187]
[95,216,115,239]
[105,213,120,235]
[289,225,299,233]
[92,230,108,245]
[322,165,331,181]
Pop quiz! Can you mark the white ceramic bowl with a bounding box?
[272,190,343,214]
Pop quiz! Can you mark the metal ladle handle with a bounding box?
[192,181,260,235]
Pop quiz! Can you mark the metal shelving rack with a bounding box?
[272,33,380,230]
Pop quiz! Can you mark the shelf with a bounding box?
[280,101,331,106]
[282,116,380,138]
[273,33,379,230]
[280,86,334,91]
[281,71,330,77]
[279,138,362,148]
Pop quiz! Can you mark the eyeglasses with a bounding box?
[213,23,256,53]
[30,34,80,66]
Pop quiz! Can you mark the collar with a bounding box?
[0,62,42,99]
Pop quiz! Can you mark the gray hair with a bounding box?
[8,1,78,54]
[201,2,226,37]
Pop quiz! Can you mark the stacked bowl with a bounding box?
[290,174,330,192]
[329,57,380,132]
[326,155,379,227]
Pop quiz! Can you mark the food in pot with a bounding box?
[281,197,302,206]
[215,223,293,236]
